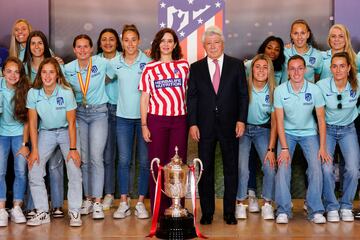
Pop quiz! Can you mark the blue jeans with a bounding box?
[103,103,117,195]
[275,134,324,219]
[322,123,360,211]
[28,128,82,212]
[237,125,275,201]
[116,117,149,196]
[25,148,64,210]
[77,104,108,198]
[0,135,27,202]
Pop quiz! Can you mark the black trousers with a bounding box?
[198,124,238,216]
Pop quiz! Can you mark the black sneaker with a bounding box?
[25,209,37,219]
[52,208,64,218]
[354,210,360,219]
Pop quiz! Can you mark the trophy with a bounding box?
[149,146,204,239]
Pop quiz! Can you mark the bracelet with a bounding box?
[69,147,77,151]
[281,147,289,151]
[267,148,275,152]
[22,142,30,147]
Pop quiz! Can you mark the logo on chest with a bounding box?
[304,93,313,105]
[56,97,65,110]
[309,57,316,65]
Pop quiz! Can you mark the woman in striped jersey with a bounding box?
[139,28,189,216]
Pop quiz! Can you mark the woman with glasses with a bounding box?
[316,52,360,222]
[274,55,330,224]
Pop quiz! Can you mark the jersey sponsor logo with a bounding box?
[154,78,183,89]
[350,89,356,98]
[305,93,312,102]
[265,94,270,103]
[140,63,146,70]
[309,57,316,65]
[91,65,98,73]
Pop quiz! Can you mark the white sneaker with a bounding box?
[69,211,82,227]
[102,194,114,211]
[261,203,274,220]
[0,208,9,227]
[276,213,288,224]
[80,200,93,215]
[92,202,104,219]
[340,209,354,222]
[10,206,26,223]
[135,202,149,219]
[327,210,340,222]
[113,202,131,219]
[248,190,260,213]
[26,211,50,226]
[235,203,247,219]
[25,209,36,219]
[311,213,326,224]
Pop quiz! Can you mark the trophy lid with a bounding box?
[171,146,182,164]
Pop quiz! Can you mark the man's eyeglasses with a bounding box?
[337,94,342,109]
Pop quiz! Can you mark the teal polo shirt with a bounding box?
[18,45,25,61]
[0,77,24,136]
[284,45,323,83]
[98,51,120,105]
[274,80,325,136]
[26,84,77,130]
[24,63,37,83]
[110,50,151,118]
[244,59,286,86]
[317,77,359,126]
[247,83,273,125]
[64,55,116,105]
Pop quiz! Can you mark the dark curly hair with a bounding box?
[2,57,30,123]
[150,28,182,61]
[257,36,285,72]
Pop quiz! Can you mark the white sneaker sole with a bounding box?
[70,221,82,227]
[26,218,50,226]
[11,217,26,224]
[113,211,131,219]
[0,220,8,227]
[135,211,149,219]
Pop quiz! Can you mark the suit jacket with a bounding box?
[187,54,249,139]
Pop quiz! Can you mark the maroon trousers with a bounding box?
[147,114,188,216]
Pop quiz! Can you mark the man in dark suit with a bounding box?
[187,26,248,225]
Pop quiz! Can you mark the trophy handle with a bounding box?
[192,158,204,185]
[150,158,160,184]
[150,158,167,195]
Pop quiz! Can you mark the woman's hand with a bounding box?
[277,149,290,167]
[264,151,276,169]
[67,150,81,168]
[27,150,39,170]
[318,147,332,164]
[16,146,30,159]
[142,125,152,142]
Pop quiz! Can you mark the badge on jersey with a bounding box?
[140,63,146,70]
[309,57,316,65]
[91,65,98,73]
[57,97,64,106]
[305,93,312,102]
[350,89,356,98]
[265,94,270,103]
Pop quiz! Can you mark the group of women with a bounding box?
[0,17,359,228]
[237,19,360,224]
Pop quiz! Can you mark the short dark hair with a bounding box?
[73,34,93,48]
[287,54,306,68]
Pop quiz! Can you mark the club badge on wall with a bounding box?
[158,0,225,64]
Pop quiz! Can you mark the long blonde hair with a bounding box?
[9,19,33,58]
[248,54,275,104]
[327,24,357,75]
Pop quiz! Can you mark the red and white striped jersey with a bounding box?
[139,59,189,116]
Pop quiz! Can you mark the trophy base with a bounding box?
[155,213,197,240]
